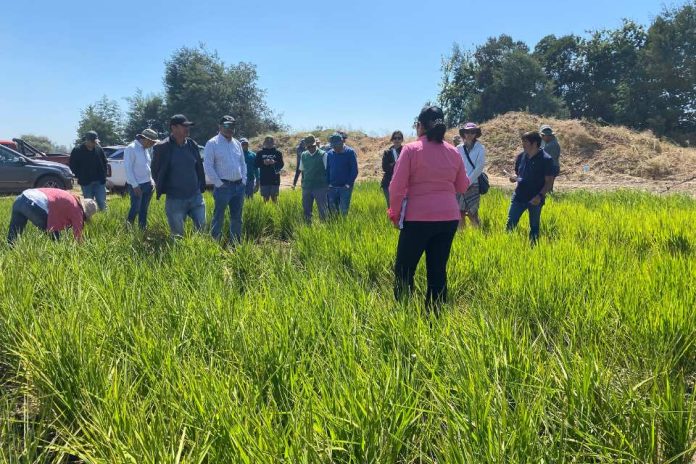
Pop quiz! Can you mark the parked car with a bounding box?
[106,145,213,192]
[0,138,71,166]
[0,144,74,193]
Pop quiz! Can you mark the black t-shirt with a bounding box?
[513,150,555,203]
[255,148,284,186]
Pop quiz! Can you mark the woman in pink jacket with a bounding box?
[388,106,470,311]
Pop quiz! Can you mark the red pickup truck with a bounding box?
[0,138,71,166]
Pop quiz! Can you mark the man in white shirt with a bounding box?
[124,128,158,229]
[203,115,247,243]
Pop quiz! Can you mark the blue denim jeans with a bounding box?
[164,192,206,237]
[328,186,353,216]
[7,194,57,244]
[127,182,154,229]
[211,182,245,242]
[81,181,107,210]
[244,181,256,199]
[302,187,328,223]
[506,199,544,243]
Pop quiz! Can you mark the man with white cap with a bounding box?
[124,128,158,229]
[7,188,98,244]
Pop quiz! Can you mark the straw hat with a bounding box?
[80,198,99,220]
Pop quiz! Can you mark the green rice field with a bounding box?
[0,184,694,462]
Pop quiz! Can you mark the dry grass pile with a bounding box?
[248,112,696,186]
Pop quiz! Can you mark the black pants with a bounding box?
[394,220,459,307]
[7,194,57,244]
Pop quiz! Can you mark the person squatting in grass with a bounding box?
[380,130,404,208]
[326,133,359,216]
[204,115,247,243]
[388,106,470,312]
[240,138,260,199]
[69,130,108,211]
[506,131,555,243]
[298,134,329,223]
[151,114,207,238]
[255,136,284,203]
[7,188,98,245]
[124,128,158,229]
[456,122,486,228]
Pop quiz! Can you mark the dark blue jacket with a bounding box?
[151,136,205,199]
[326,147,358,187]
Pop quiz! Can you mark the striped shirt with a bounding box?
[203,133,247,188]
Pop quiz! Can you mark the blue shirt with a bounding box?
[167,143,200,199]
[326,147,358,187]
[513,150,555,203]
[244,150,259,184]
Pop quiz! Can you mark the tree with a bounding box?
[439,35,565,125]
[533,35,585,117]
[640,2,696,142]
[18,134,66,154]
[123,90,167,141]
[163,45,283,143]
[75,96,124,146]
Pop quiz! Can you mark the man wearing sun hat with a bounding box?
[151,114,207,237]
[124,128,158,229]
[69,130,108,211]
[7,188,98,245]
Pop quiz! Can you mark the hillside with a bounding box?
[248,113,696,193]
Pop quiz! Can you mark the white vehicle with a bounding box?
[106,145,212,192]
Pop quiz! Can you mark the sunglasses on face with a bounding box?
[222,123,235,129]
[392,137,403,141]
[462,130,477,135]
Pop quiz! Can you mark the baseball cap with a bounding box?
[304,135,317,146]
[219,115,235,125]
[329,133,343,147]
[84,131,100,142]
[170,114,195,126]
[239,137,249,144]
[540,124,554,135]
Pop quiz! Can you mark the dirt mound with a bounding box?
[248,113,696,192]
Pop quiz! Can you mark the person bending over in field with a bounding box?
[506,131,555,244]
[388,106,469,313]
[7,188,98,245]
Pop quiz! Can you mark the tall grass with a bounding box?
[0,184,694,463]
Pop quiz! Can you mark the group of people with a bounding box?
[6,106,562,310]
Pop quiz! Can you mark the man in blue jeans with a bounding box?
[124,128,158,229]
[506,131,555,243]
[69,130,108,210]
[203,115,247,243]
[151,114,207,237]
[326,133,358,216]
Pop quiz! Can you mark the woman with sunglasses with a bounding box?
[456,123,486,228]
[388,106,470,312]
[380,130,404,207]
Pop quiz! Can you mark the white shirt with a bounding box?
[457,142,486,184]
[124,139,153,187]
[22,189,49,213]
[203,133,247,188]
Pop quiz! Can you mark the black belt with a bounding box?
[221,179,242,185]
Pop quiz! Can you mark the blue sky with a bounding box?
[0,0,663,148]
